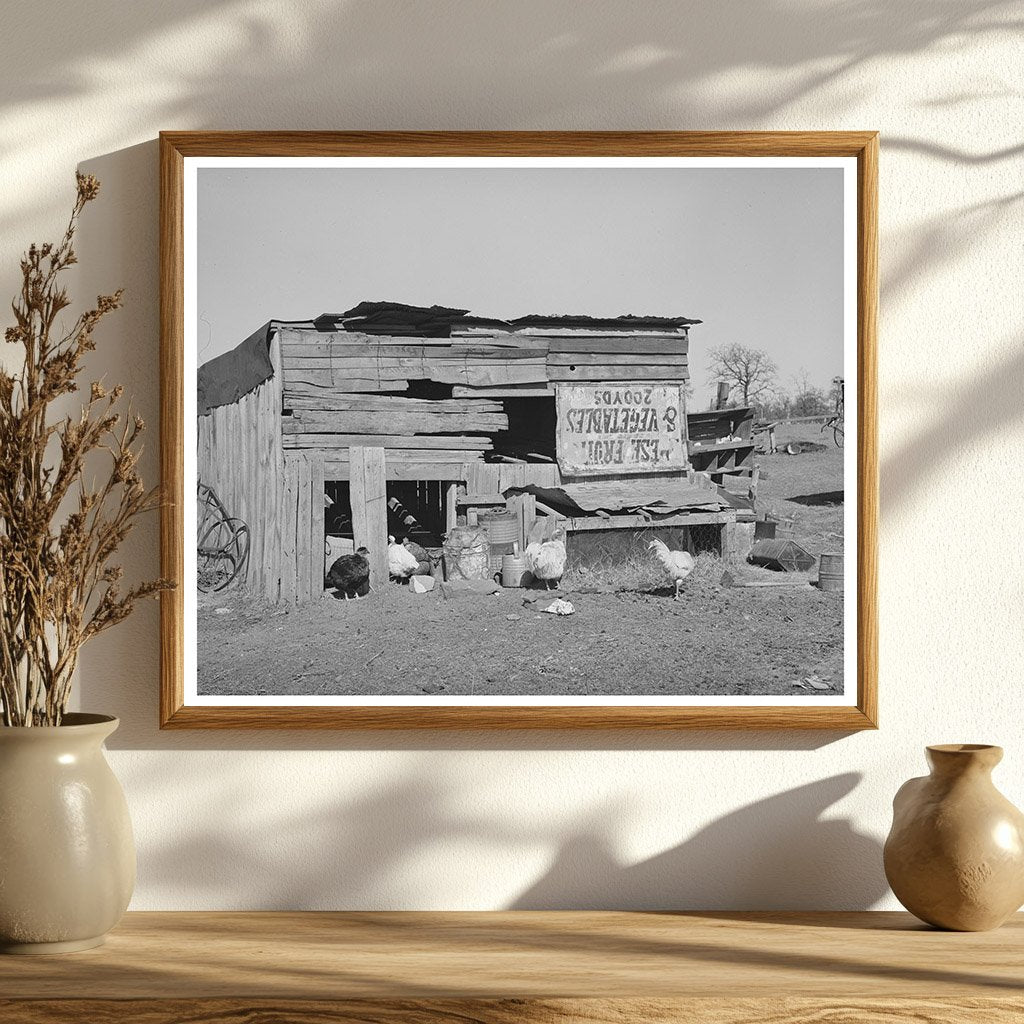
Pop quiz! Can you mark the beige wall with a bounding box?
[1,1,1021,909]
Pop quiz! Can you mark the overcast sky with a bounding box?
[197,166,844,407]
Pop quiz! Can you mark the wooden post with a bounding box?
[715,381,730,410]
[445,482,458,535]
[309,450,325,601]
[679,382,691,470]
[350,447,388,590]
[506,492,536,552]
[722,521,756,565]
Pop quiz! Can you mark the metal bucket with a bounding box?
[480,512,518,575]
[501,553,528,588]
[818,552,844,593]
[480,511,518,543]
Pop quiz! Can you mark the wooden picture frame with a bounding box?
[160,131,878,730]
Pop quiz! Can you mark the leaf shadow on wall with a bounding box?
[511,773,887,910]
[882,332,1024,514]
[2,1,1019,246]
[129,760,887,911]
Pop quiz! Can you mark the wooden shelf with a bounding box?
[1,911,1021,1022]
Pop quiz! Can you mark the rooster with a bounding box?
[387,535,419,580]
[326,547,370,600]
[525,528,567,590]
[649,538,695,600]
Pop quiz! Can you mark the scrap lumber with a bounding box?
[721,570,813,589]
[285,353,546,371]
[314,448,485,463]
[283,370,410,391]
[547,352,688,366]
[452,384,553,398]
[326,461,468,482]
[281,410,509,434]
[426,363,549,386]
[282,341,546,360]
[282,434,493,450]
[547,336,689,355]
[287,363,547,388]
[568,510,735,532]
[281,328,459,348]
[283,391,502,414]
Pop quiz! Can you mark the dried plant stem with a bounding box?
[0,174,173,726]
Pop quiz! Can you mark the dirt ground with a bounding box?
[198,422,846,698]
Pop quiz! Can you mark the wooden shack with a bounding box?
[197,302,758,604]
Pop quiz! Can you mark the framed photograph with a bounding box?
[160,131,877,729]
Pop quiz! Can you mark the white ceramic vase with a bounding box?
[0,713,135,953]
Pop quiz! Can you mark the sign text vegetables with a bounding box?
[555,384,688,476]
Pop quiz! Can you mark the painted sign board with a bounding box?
[555,383,688,476]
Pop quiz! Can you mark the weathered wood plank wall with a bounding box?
[196,333,288,601]
[196,375,284,595]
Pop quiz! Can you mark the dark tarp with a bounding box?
[513,480,725,517]
[313,303,702,338]
[319,301,514,337]
[509,313,702,331]
[197,321,275,415]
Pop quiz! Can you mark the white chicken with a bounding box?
[387,534,419,580]
[525,529,567,590]
[649,538,695,600]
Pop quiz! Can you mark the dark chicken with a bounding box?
[326,547,371,599]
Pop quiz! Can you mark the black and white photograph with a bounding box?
[173,145,869,721]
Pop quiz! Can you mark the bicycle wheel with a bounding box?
[833,423,844,448]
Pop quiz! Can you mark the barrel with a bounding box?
[479,511,518,575]
[501,553,528,588]
[818,552,844,593]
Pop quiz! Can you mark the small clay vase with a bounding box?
[884,744,1024,930]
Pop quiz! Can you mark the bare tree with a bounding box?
[789,367,828,417]
[706,343,778,407]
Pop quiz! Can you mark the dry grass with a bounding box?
[564,542,723,595]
